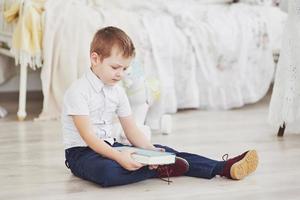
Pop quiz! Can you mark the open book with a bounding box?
[114,146,176,165]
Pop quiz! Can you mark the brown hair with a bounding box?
[90,26,135,61]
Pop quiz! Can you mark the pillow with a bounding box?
[91,0,160,10]
[235,0,278,6]
[92,0,234,9]
[194,0,234,3]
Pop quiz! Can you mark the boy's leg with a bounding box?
[154,144,224,179]
[65,147,157,187]
[154,144,258,180]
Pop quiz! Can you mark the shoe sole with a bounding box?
[230,150,259,180]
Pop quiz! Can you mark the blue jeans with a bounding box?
[65,142,224,187]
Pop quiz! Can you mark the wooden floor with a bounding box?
[1,92,300,200]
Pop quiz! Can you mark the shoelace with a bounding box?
[65,160,70,169]
[222,154,229,161]
[157,166,173,185]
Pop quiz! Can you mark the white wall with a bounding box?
[0,70,42,92]
[0,55,42,92]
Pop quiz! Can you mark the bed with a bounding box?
[0,0,287,131]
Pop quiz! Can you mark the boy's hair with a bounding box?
[90,26,135,61]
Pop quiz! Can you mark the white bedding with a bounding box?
[38,0,286,129]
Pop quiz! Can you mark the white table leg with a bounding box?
[17,63,27,121]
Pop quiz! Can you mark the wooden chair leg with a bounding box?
[277,122,286,137]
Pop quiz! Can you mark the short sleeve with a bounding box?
[116,87,132,117]
[63,88,89,116]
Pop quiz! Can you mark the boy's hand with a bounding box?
[117,150,144,171]
[148,147,166,170]
[153,147,165,152]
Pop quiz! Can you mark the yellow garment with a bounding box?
[3,0,45,69]
[3,2,20,23]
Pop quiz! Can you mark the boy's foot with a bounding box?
[157,157,189,178]
[220,150,258,180]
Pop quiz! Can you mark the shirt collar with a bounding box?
[86,68,104,93]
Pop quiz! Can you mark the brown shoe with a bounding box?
[221,150,259,180]
[156,157,189,183]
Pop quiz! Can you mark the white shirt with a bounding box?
[62,68,132,149]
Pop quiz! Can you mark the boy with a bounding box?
[62,26,259,187]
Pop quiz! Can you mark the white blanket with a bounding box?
[268,0,300,132]
[38,0,286,130]
[39,0,102,119]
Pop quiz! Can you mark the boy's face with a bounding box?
[91,47,132,86]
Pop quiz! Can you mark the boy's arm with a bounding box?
[119,115,155,150]
[72,115,143,171]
